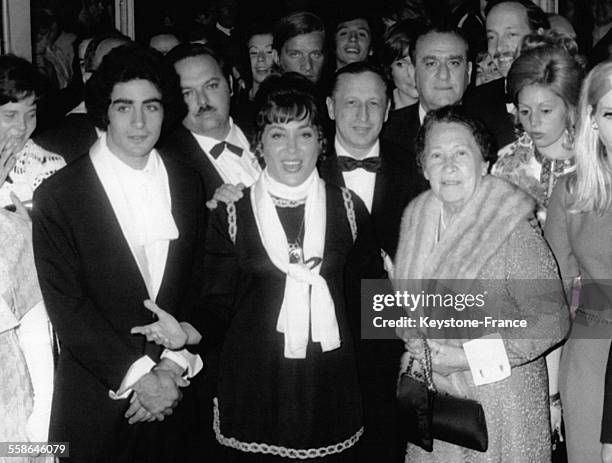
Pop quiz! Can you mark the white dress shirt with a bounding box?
[336,137,380,213]
[192,118,261,187]
[419,104,427,125]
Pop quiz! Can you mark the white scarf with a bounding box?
[250,169,340,359]
[90,133,178,299]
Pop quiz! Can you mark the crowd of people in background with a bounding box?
[2,0,612,462]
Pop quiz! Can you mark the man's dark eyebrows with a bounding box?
[110,98,133,105]
[143,98,162,104]
[448,54,466,61]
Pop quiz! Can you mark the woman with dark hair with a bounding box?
[394,106,567,462]
[380,20,426,110]
[232,21,277,139]
[133,73,383,462]
[0,54,65,208]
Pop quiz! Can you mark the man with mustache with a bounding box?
[463,0,549,148]
[160,43,261,201]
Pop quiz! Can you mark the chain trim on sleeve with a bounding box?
[226,202,237,244]
[213,398,363,459]
[340,187,357,243]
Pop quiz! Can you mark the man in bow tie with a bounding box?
[318,61,426,462]
[321,61,426,259]
[159,43,261,201]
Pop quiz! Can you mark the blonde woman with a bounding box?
[545,60,612,463]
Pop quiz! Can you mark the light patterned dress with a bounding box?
[0,211,41,463]
[492,132,575,225]
[0,139,65,208]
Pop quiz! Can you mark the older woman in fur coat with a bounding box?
[394,107,569,462]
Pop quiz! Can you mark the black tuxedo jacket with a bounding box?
[381,103,421,156]
[318,140,416,462]
[158,125,225,201]
[463,77,516,151]
[33,113,98,164]
[318,138,427,259]
[32,154,208,462]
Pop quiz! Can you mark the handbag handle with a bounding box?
[402,331,437,393]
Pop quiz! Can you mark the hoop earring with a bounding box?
[562,127,575,150]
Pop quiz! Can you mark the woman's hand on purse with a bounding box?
[429,340,469,376]
[131,300,188,349]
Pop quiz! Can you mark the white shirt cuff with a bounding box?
[463,334,511,386]
[161,349,203,378]
[108,355,155,400]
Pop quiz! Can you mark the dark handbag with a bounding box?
[397,334,488,452]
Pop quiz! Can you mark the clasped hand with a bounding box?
[124,367,188,424]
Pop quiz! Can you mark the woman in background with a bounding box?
[0,54,65,209]
[545,60,612,463]
[493,32,584,225]
[380,20,426,110]
[232,21,276,140]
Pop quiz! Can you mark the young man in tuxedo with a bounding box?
[33,44,208,462]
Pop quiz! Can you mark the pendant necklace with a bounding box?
[288,214,306,264]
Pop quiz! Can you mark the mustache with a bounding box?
[195,105,215,115]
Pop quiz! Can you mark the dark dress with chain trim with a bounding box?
[205,183,383,461]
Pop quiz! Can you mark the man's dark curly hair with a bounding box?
[85,43,184,135]
[415,105,496,171]
[0,54,47,105]
[253,72,327,161]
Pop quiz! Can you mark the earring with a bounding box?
[593,121,599,130]
[562,127,575,150]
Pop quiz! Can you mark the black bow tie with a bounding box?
[210,141,244,159]
[337,155,381,173]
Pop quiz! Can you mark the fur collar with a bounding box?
[394,175,535,280]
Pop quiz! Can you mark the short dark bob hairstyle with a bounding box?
[253,72,327,158]
[415,105,496,171]
[0,54,47,105]
[85,43,184,134]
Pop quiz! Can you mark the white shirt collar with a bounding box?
[334,137,380,160]
[418,104,428,125]
[216,22,232,37]
[191,117,238,152]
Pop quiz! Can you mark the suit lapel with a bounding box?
[318,147,346,188]
[164,127,224,198]
[371,152,387,217]
[83,158,150,301]
[155,158,189,314]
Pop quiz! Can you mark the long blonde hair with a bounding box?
[569,61,612,214]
